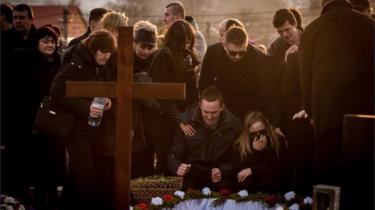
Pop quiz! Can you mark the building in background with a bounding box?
[32,5,87,42]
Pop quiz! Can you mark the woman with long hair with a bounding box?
[148,19,200,175]
[233,111,290,193]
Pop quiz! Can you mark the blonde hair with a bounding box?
[101,11,129,34]
[234,111,281,162]
[133,20,158,37]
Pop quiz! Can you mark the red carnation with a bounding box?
[163,194,174,201]
[136,202,148,210]
[265,194,277,205]
[219,189,231,196]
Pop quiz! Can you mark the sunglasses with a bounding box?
[249,129,268,140]
[227,49,246,57]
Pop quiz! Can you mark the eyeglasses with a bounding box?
[227,49,246,57]
[249,129,268,140]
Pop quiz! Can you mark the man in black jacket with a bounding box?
[199,26,281,128]
[168,86,241,191]
[299,0,374,186]
[271,8,314,195]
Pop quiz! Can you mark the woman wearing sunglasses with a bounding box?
[233,111,291,193]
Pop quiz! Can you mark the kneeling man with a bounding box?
[168,86,241,191]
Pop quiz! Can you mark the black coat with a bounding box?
[168,104,241,177]
[268,37,291,63]
[298,1,374,135]
[232,135,290,192]
[149,47,199,123]
[67,28,90,47]
[49,44,115,154]
[199,43,281,126]
[3,48,60,140]
[268,37,291,91]
[281,52,303,119]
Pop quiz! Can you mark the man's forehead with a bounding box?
[165,7,174,15]
[13,11,29,18]
[200,100,222,110]
[277,20,295,29]
[13,11,27,15]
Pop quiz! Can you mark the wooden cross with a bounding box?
[65,27,186,210]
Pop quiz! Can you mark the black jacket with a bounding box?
[199,43,281,126]
[168,104,241,176]
[268,37,291,63]
[149,47,199,123]
[232,135,290,192]
[49,44,115,154]
[232,135,288,177]
[299,1,374,135]
[68,28,90,47]
[2,48,60,145]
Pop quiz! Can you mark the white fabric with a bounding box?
[164,198,282,210]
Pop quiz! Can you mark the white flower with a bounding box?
[284,191,296,201]
[174,190,185,199]
[303,196,313,205]
[129,207,133,210]
[151,197,163,205]
[3,196,16,204]
[202,187,211,195]
[289,203,299,210]
[275,207,285,210]
[238,190,249,198]
[6,206,14,210]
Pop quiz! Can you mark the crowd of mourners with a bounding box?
[0,0,373,209]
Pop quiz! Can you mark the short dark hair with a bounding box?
[225,26,248,45]
[89,8,108,22]
[166,1,185,18]
[82,29,117,56]
[273,8,296,28]
[33,26,59,50]
[1,3,13,23]
[13,4,33,20]
[200,86,224,104]
[43,24,62,36]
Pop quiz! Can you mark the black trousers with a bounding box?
[60,133,114,210]
[284,118,314,195]
[31,132,66,210]
[142,108,175,175]
[313,127,342,186]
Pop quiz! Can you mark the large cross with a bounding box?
[65,27,185,210]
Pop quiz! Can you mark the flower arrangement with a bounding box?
[130,176,183,203]
[0,195,25,210]
[132,188,312,210]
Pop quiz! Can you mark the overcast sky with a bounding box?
[6,0,114,14]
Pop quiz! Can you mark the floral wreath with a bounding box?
[132,188,312,210]
[0,195,25,210]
